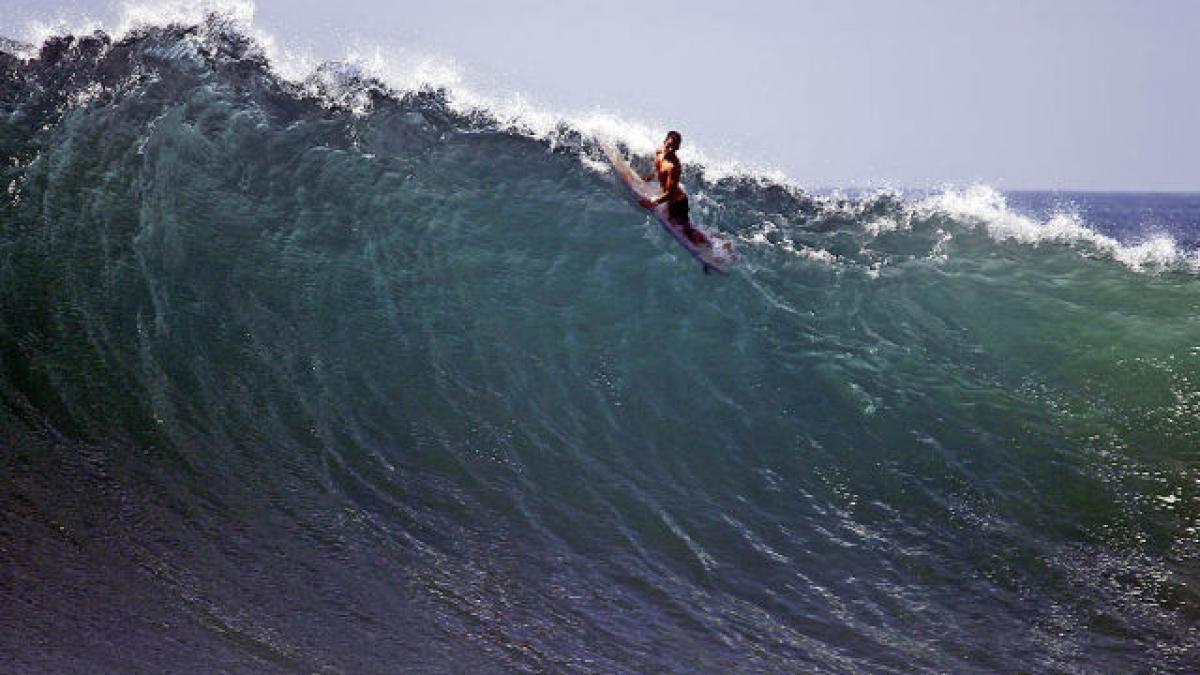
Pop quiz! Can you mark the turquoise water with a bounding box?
[1,23,1198,673]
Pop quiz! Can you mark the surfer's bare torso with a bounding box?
[640,131,705,243]
[640,133,685,208]
[648,149,684,204]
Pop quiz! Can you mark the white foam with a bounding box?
[14,2,1199,276]
[16,0,790,186]
[916,185,1194,272]
[738,219,842,266]
[863,216,903,236]
[321,44,463,102]
[21,16,105,54]
[17,1,315,81]
[119,0,322,82]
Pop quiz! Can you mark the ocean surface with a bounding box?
[2,18,1198,674]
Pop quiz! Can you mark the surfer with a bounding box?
[639,131,707,245]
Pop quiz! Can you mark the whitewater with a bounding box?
[1,9,1198,674]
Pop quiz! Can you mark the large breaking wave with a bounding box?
[2,11,1198,674]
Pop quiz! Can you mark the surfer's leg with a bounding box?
[683,223,708,246]
[671,197,708,245]
[668,196,690,222]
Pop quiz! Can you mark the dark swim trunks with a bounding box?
[667,195,689,222]
[667,196,708,245]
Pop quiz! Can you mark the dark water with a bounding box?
[2,20,1198,674]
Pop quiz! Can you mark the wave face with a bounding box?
[2,21,1199,673]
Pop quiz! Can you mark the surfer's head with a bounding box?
[665,131,682,153]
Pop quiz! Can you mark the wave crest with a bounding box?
[918,185,1198,272]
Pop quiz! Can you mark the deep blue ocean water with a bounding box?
[1,21,1198,674]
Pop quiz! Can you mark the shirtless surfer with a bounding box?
[639,131,707,245]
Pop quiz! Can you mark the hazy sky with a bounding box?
[5,0,1198,191]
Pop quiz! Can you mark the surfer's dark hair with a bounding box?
[666,130,682,147]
